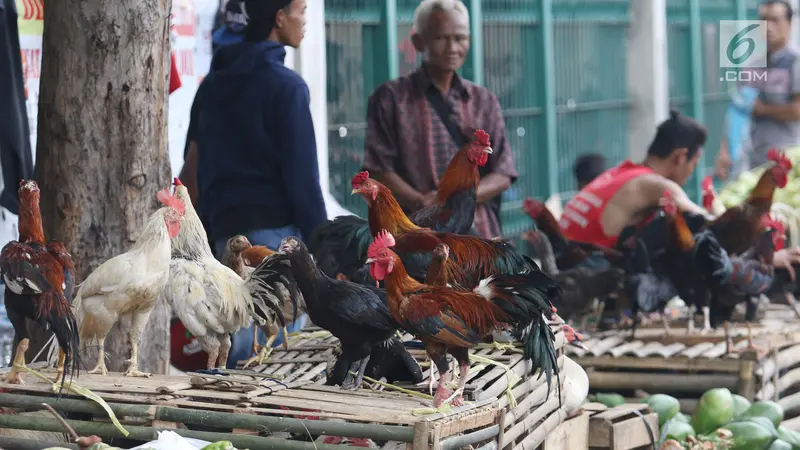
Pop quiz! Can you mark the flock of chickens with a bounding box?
[1,131,797,411]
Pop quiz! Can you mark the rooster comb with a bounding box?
[471,129,491,147]
[157,187,185,216]
[370,230,396,253]
[351,171,370,188]
[701,175,714,192]
[768,149,792,170]
[173,177,183,186]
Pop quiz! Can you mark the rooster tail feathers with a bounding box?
[520,318,561,406]
[47,304,81,389]
[245,253,301,328]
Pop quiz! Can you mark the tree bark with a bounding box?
[28,0,173,374]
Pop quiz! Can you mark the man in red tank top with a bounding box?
[560,111,712,248]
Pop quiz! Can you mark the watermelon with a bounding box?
[725,421,776,450]
[646,394,680,427]
[594,393,625,408]
[672,412,690,424]
[777,426,800,449]
[737,416,779,438]
[664,419,695,441]
[768,440,794,450]
[733,395,752,419]
[741,401,785,427]
[692,388,735,435]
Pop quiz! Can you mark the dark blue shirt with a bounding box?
[195,40,327,241]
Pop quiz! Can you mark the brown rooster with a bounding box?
[0,180,79,385]
[366,230,561,407]
[351,173,536,289]
[409,130,493,234]
[706,149,791,255]
[307,130,492,285]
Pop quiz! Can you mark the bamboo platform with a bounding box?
[565,306,800,419]
[0,366,501,450]
[242,323,583,450]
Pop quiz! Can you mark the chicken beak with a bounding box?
[351,188,359,195]
[484,147,493,154]
[365,257,376,264]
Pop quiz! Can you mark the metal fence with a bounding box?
[325,0,760,239]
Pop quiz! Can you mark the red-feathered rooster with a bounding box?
[366,230,561,407]
[308,130,493,284]
[706,149,791,255]
[0,180,79,385]
[522,198,623,270]
[352,173,536,289]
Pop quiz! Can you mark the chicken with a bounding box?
[352,173,537,289]
[367,230,561,407]
[73,187,185,377]
[165,179,296,370]
[524,229,624,322]
[0,180,79,385]
[426,244,451,288]
[706,149,791,255]
[409,129,493,234]
[307,130,493,284]
[277,236,420,390]
[522,198,624,270]
[701,176,726,216]
[220,235,255,279]
[242,245,275,267]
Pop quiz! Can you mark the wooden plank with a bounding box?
[574,355,743,373]
[542,410,589,450]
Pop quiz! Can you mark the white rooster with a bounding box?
[165,178,298,369]
[73,188,185,377]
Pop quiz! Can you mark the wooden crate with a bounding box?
[243,324,581,450]
[587,403,658,450]
[541,410,589,450]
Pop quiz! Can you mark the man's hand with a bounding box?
[715,145,731,181]
[76,435,104,449]
[774,247,800,281]
[421,191,438,207]
[752,98,765,117]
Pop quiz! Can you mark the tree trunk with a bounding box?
[28,0,173,374]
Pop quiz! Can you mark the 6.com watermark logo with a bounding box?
[719,20,768,82]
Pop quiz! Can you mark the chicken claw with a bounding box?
[5,339,29,384]
[242,333,278,369]
[87,363,108,376]
[124,367,152,378]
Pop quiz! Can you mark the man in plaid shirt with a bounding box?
[362,0,517,239]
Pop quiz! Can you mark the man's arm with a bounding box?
[752,58,800,122]
[278,83,327,240]
[362,85,425,210]
[645,175,715,220]
[752,96,800,121]
[477,173,511,204]
[478,93,518,204]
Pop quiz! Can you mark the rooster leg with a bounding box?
[686,305,696,335]
[450,348,470,406]
[218,334,232,369]
[242,332,277,369]
[87,338,108,375]
[55,349,66,381]
[700,306,712,334]
[250,327,260,358]
[124,311,152,377]
[724,322,733,354]
[661,313,672,336]
[5,338,29,384]
[785,292,800,320]
[427,358,437,396]
[341,355,370,390]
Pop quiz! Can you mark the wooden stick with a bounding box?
[41,402,79,441]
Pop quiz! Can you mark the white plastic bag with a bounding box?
[128,430,211,450]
